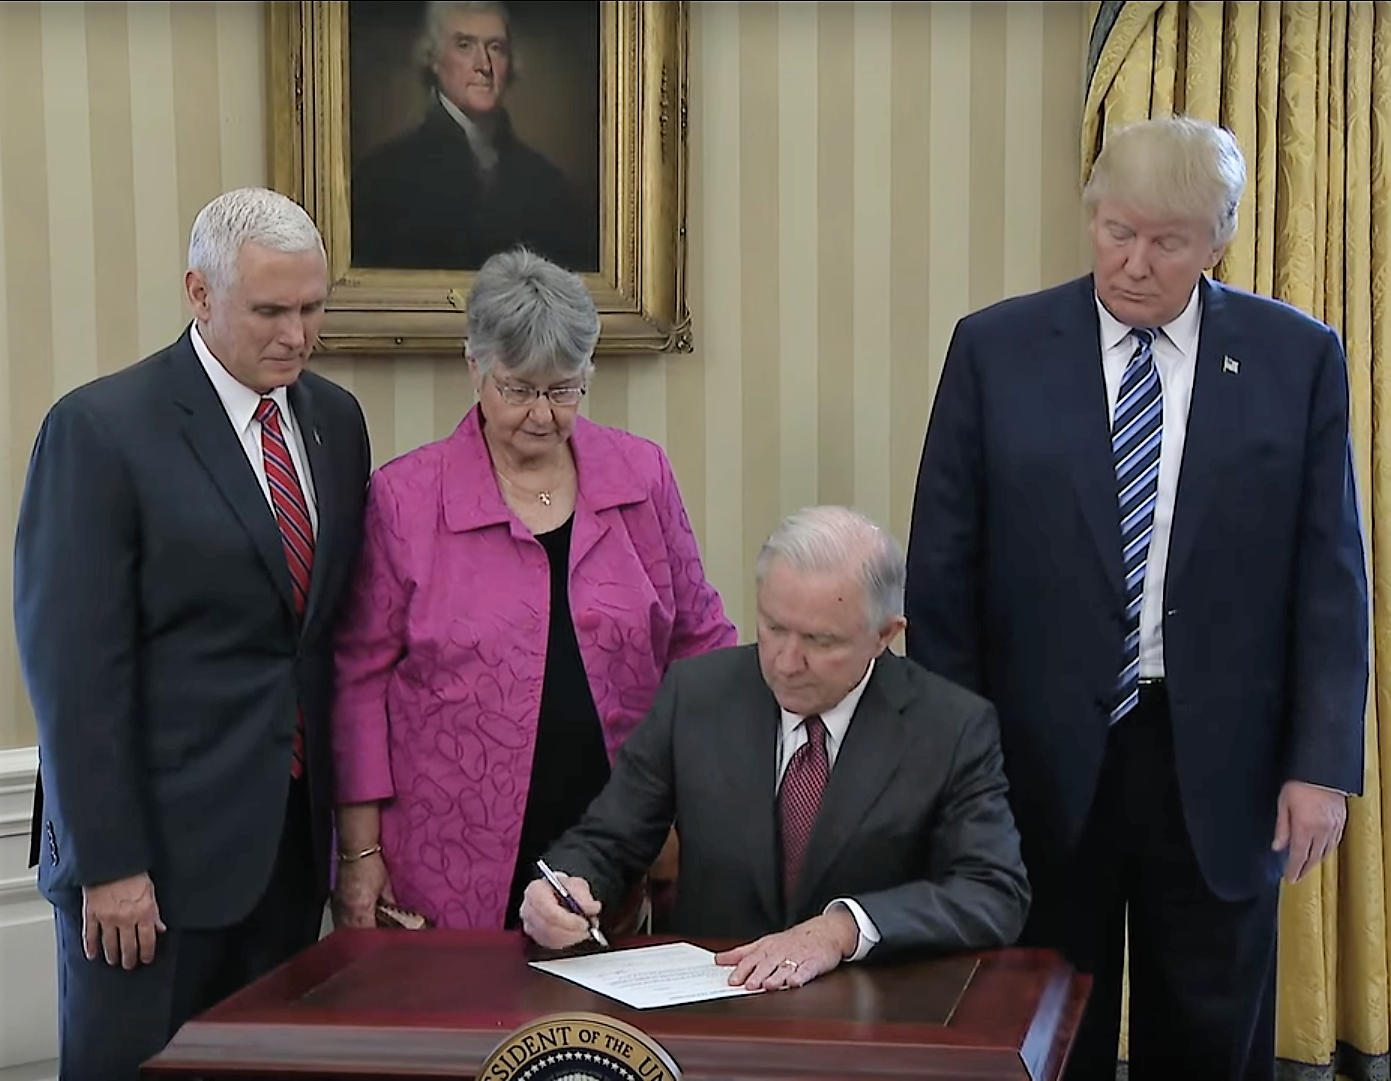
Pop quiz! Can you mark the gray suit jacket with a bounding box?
[15,331,371,928]
[544,646,1030,955]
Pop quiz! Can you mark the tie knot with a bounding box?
[255,397,280,426]
[802,715,825,741]
[1132,327,1156,350]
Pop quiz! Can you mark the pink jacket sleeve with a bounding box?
[331,473,411,805]
[652,449,739,662]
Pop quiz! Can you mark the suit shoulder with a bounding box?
[352,125,437,183]
[955,276,1089,336]
[665,645,759,699]
[667,643,755,677]
[1215,284,1338,343]
[892,654,994,726]
[46,340,181,424]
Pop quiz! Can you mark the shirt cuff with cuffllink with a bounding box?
[825,897,881,961]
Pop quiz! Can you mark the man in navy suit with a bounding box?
[905,116,1368,1081]
[15,187,371,1080]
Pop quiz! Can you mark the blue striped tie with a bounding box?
[1111,327,1161,723]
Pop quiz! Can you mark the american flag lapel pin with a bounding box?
[1222,356,1240,375]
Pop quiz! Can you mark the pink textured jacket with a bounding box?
[331,406,737,928]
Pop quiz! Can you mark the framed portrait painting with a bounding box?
[267,1,691,355]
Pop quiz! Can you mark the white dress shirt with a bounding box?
[1096,285,1202,678]
[190,322,319,534]
[776,658,880,961]
[438,91,499,174]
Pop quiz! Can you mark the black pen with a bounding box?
[536,858,610,948]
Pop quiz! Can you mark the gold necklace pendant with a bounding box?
[495,464,559,507]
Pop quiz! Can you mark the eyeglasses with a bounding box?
[492,379,587,408]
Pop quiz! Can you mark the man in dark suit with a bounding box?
[352,1,596,272]
[14,186,372,1081]
[521,506,1029,990]
[905,116,1368,1081]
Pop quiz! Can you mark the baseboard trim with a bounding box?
[0,1059,56,1081]
[0,746,55,1073]
[0,747,38,841]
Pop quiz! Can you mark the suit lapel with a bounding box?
[1046,278,1124,594]
[1165,278,1236,587]
[791,657,912,915]
[169,339,296,617]
[287,379,335,630]
[723,665,782,927]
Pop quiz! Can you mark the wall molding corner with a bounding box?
[0,746,38,841]
[0,745,55,1072]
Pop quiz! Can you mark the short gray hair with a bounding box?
[465,248,599,383]
[415,1,518,89]
[755,506,906,631]
[1083,115,1247,246]
[187,187,325,292]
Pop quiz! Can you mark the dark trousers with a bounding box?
[1020,683,1280,1081]
[54,779,323,1081]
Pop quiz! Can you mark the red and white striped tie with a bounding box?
[256,397,312,779]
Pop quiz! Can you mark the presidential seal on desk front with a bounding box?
[479,1013,681,1080]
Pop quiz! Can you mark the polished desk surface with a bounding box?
[144,930,1088,1080]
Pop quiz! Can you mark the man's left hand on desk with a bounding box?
[714,909,859,991]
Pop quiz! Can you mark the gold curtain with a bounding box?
[1082,2,1391,1076]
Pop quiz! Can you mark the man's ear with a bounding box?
[878,616,908,652]
[185,269,211,319]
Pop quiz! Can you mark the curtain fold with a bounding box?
[1082,3,1391,1077]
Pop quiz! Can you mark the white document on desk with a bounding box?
[529,941,765,1010]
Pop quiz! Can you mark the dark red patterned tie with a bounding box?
[779,715,829,901]
[256,398,312,779]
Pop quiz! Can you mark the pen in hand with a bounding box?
[535,859,610,949]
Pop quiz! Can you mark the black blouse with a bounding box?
[504,515,612,927]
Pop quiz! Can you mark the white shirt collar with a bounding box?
[438,91,499,172]
[779,656,877,749]
[189,321,291,435]
[1095,279,1203,355]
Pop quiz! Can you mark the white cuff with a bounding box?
[825,898,881,962]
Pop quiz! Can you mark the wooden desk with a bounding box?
[144,931,1089,1080]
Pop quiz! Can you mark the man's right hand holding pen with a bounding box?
[520,861,610,950]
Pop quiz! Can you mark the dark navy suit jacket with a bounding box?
[15,332,371,927]
[905,274,1368,901]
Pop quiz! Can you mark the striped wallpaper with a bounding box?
[0,1,1089,749]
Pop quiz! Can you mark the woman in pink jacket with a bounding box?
[330,249,736,931]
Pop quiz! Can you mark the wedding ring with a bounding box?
[780,959,799,970]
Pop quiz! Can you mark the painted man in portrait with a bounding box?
[351,1,598,272]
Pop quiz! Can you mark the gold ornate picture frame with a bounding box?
[266,1,691,356]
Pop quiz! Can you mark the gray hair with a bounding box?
[187,187,324,292]
[1083,115,1247,246]
[465,248,599,382]
[415,1,519,89]
[755,506,906,632]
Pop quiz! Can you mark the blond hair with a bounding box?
[1083,116,1246,245]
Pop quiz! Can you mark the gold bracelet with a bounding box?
[338,843,382,863]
